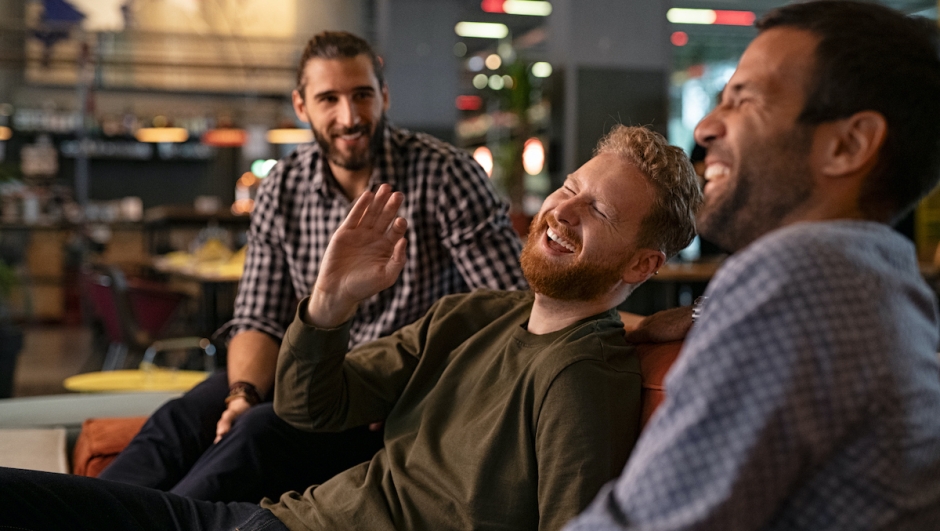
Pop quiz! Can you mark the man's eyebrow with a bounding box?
[312,85,376,99]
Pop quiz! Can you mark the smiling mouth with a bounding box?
[546,227,576,253]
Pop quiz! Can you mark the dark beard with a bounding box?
[520,213,630,301]
[313,115,385,171]
[697,125,814,252]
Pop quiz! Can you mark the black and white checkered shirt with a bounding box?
[219,123,527,348]
[568,221,940,530]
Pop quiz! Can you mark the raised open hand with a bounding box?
[305,184,408,328]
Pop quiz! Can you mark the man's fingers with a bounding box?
[359,184,394,229]
[343,189,374,229]
[374,191,404,233]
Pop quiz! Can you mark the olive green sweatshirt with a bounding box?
[264,289,641,531]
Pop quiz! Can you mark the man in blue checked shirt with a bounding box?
[568,2,940,530]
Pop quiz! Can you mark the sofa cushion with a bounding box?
[72,416,147,477]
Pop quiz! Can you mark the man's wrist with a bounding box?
[226,381,262,407]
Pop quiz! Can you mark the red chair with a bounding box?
[81,266,215,371]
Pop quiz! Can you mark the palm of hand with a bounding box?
[307,184,408,327]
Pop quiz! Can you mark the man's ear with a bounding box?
[816,110,887,178]
[622,249,666,285]
[381,84,390,113]
[291,90,311,124]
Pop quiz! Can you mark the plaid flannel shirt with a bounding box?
[567,221,940,531]
[219,123,527,348]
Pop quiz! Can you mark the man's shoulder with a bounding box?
[719,220,915,290]
[265,143,319,186]
[389,126,476,168]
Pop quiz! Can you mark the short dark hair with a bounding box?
[757,1,940,223]
[295,31,385,98]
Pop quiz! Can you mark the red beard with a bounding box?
[520,212,631,301]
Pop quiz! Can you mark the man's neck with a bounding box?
[527,293,617,335]
[329,161,373,202]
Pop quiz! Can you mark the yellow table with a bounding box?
[64,369,209,393]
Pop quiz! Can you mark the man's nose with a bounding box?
[553,197,581,226]
[336,98,359,128]
[694,109,724,147]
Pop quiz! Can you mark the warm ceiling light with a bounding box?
[473,146,494,177]
[522,137,545,175]
[455,22,509,39]
[135,127,189,143]
[202,128,247,147]
[503,1,552,16]
[0,126,11,141]
[266,128,313,144]
[667,8,754,26]
[485,54,502,70]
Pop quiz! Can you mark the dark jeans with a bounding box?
[0,467,289,531]
[99,371,385,502]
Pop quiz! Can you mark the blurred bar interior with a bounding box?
[0,0,937,398]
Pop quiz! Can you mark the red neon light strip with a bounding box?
[713,10,756,26]
[481,0,505,14]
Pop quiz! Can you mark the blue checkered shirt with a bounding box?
[219,123,527,347]
[567,221,940,530]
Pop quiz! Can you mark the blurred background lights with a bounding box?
[488,74,505,90]
[502,75,514,89]
[485,54,502,70]
[455,22,509,39]
[497,42,516,62]
[0,126,11,141]
[531,62,552,78]
[482,0,553,16]
[671,31,689,46]
[472,73,489,89]
[522,138,545,175]
[467,56,484,71]
[503,0,553,16]
[453,42,468,57]
[456,95,483,111]
[266,128,313,144]
[473,146,494,177]
[135,127,188,143]
[666,8,755,26]
[250,159,278,177]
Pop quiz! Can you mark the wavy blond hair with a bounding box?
[595,125,702,258]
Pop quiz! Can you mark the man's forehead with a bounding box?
[721,29,815,101]
[302,55,379,90]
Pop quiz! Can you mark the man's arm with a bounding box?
[436,155,528,291]
[275,184,415,431]
[215,162,297,440]
[537,360,641,531]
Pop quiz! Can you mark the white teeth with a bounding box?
[703,164,730,181]
[547,228,576,252]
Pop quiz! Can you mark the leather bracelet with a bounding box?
[226,381,262,407]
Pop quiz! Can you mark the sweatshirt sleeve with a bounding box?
[274,296,431,432]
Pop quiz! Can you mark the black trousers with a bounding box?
[98,371,385,502]
[0,467,288,531]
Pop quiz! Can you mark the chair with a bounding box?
[81,265,216,371]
